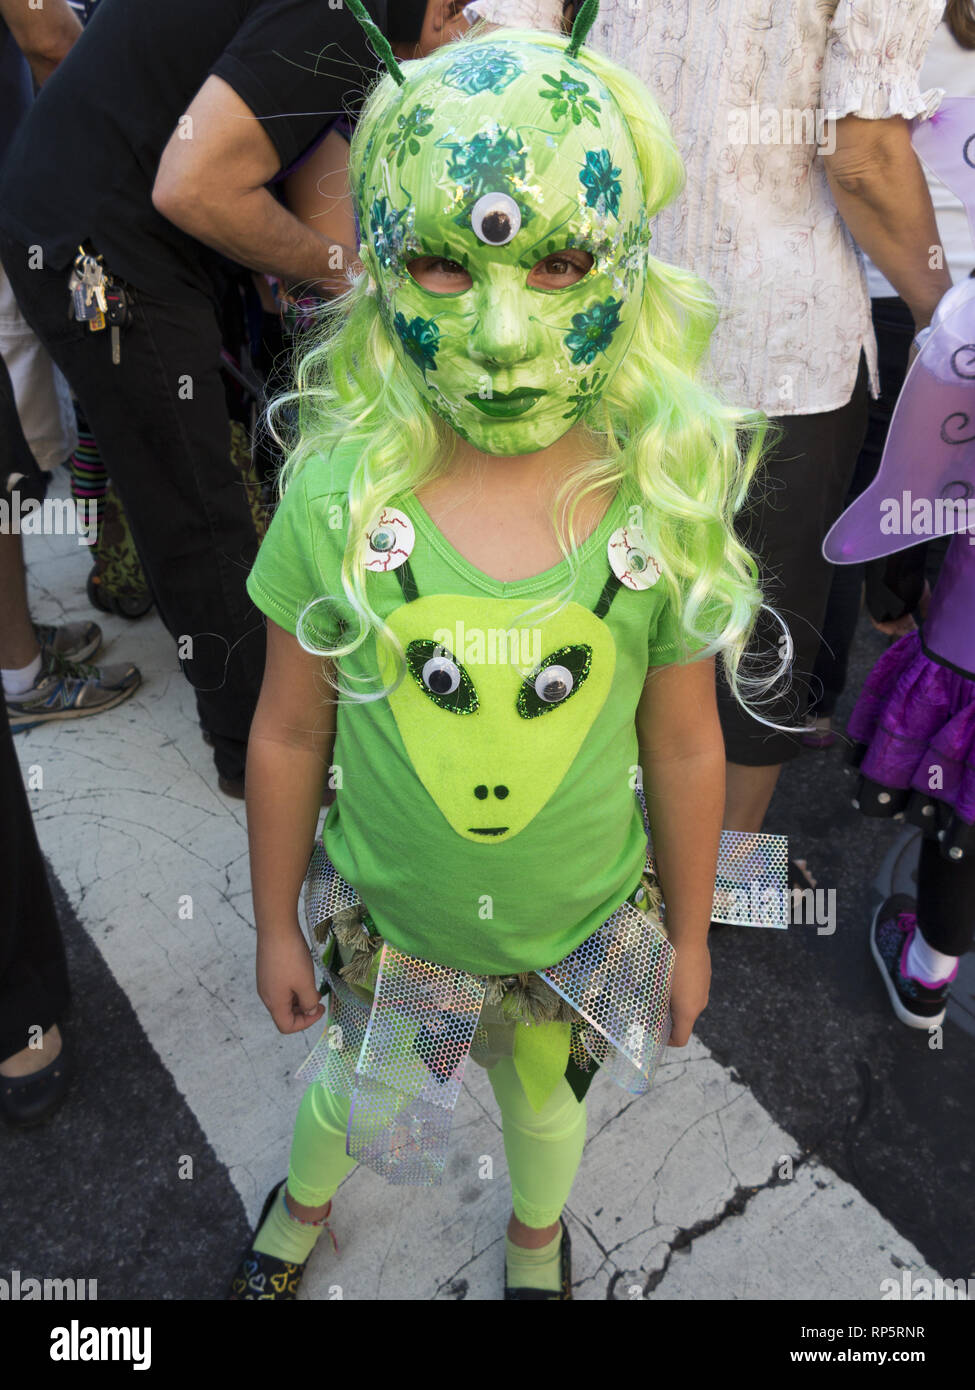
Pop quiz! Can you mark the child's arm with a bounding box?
[246,619,337,1034]
[636,658,725,1047]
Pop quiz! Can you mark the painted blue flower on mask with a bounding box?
[446,128,528,201]
[444,48,523,95]
[580,150,622,219]
[394,312,440,377]
[565,298,623,365]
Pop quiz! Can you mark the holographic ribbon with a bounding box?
[296,837,675,1184]
[540,895,674,1092]
[637,788,789,929]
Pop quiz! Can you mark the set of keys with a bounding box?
[68,247,131,365]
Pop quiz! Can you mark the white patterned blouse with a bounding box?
[462,0,945,416]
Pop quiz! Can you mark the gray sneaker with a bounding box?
[32,619,103,664]
[6,648,141,732]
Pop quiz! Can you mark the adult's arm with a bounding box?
[0,0,81,85]
[152,75,354,294]
[823,116,952,332]
[277,128,362,297]
[819,0,950,332]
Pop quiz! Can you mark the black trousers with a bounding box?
[717,355,870,764]
[0,231,265,780]
[812,298,924,716]
[918,837,975,958]
[0,704,70,1061]
[1,350,70,1055]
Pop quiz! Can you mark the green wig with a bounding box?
[270,25,788,720]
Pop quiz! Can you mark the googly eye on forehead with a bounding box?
[470,192,522,246]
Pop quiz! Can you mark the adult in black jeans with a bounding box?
[0,358,72,1122]
[0,0,465,793]
[806,296,926,744]
[0,692,71,1126]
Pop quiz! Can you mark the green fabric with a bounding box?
[486,1058,587,1228]
[504,1229,563,1292]
[287,1048,586,1229]
[251,1184,326,1264]
[286,1078,357,1211]
[247,441,691,977]
[513,1020,572,1113]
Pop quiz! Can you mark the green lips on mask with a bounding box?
[465,387,547,417]
[357,41,651,456]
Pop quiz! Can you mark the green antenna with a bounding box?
[566,0,600,59]
[345,0,406,87]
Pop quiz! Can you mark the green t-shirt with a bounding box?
[246,443,693,976]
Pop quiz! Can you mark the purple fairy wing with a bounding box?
[823,279,975,564]
[911,97,975,249]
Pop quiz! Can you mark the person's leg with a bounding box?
[488,1052,586,1248]
[810,560,863,722]
[814,298,916,720]
[723,763,782,834]
[0,260,77,475]
[249,1080,356,1262]
[0,347,43,674]
[0,699,70,1085]
[0,533,40,675]
[720,356,870,830]
[915,837,975,962]
[797,299,919,736]
[0,233,264,780]
[285,1080,357,1211]
[487,1056,586,1293]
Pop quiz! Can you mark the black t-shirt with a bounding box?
[0,0,398,301]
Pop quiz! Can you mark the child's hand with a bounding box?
[666,941,711,1047]
[257,928,326,1034]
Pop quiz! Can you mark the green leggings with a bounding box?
[287,1056,587,1229]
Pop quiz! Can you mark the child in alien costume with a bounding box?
[231,2,776,1300]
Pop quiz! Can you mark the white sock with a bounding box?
[905,927,958,986]
[2,652,43,697]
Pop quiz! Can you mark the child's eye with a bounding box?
[526,250,594,289]
[406,256,473,292]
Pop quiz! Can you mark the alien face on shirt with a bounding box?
[379,594,616,842]
[354,42,650,456]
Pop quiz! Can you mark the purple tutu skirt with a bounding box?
[847,630,975,859]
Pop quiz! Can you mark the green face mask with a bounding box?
[354,42,650,456]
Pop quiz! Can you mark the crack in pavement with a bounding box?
[613,1150,815,1299]
[432,1231,505,1299]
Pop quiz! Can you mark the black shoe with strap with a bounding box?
[227,1181,335,1301]
[504,1216,573,1300]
